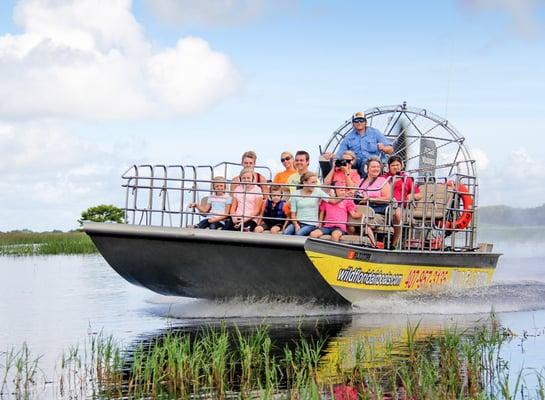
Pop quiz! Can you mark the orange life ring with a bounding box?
[444,181,473,230]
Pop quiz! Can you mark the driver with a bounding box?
[324,112,393,177]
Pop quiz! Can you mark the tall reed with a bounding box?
[0,231,96,255]
[0,343,43,399]
[4,317,545,399]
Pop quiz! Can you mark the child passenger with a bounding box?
[283,171,331,236]
[225,168,264,232]
[310,183,362,242]
[189,176,232,230]
[254,185,288,234]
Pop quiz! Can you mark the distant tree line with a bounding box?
[478,204,545,226]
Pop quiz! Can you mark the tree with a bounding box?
[78,204,125,225]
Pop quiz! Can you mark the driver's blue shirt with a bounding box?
[336,127,391,169]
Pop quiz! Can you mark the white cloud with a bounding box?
[147,37,241,115]
[0,0,241,119]
[0,122,138,231]
[478,147,545,206]
[143,0,288,27]
[460,0,545,38]
[472,147,489,171]
[13,0,147,54]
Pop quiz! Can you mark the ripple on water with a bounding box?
[141,281,545,321]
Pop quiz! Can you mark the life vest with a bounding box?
[264,199,287,219]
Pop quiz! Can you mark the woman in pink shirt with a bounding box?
[358,157,391,210]
[357,157,392,247]
[323,150,361,192]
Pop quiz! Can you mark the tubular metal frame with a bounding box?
[118,103,480,252]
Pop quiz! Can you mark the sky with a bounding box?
[1,0,544,231]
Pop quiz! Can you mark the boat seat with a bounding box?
[316,233,372,246]
[340,235,372,246]
[411,183,453,221]
[401,183,454,250]
[348,205,391,234]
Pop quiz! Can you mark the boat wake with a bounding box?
[352,281,545,315]
[143,281,545,320]
[144,296,353,320]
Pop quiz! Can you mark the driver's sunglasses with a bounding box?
[280,156,292,162]
[353,118,366,123]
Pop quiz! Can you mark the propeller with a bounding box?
[390,115,409,166]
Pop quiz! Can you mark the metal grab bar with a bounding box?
[119,163,477,251]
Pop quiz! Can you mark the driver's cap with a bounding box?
[352,112,366,122]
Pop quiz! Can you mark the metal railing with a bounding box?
[120,163,478,252]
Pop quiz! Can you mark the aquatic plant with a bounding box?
[0,231,96,255]
[4,317,545,399]
[0,343,43,399]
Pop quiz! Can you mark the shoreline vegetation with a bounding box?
[0,231,96,255]
[1,317,543,399]
[479,204,545,226]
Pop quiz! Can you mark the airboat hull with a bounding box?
[84,222,500,306]
[305,239,499,304]
[83,222,350,305]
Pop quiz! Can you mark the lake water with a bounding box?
[1,227,545,398]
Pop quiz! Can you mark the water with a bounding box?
[1,228,544,397]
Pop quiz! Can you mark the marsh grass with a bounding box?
[0,231,96,255]
[0,343,44,399]
[3,319,545,399]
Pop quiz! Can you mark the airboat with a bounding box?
[84,103,501,306]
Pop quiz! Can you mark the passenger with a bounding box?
[323,150,361,192]
[254,186,288,234]
[272,151,296,198]
[231,150,268,194]
[384,155,422,248]
[286,150,311,194]
[283,171,331,236]
[225,168,264,232]
[310,182,362,242]
[358,157,392,247]
[273,151,296,184]
[323,112,393,177]
[189,176,232,230]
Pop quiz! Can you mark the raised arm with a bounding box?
[323,166,336,185]
[189,201,211,214]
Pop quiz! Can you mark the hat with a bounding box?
[352,111,366,122]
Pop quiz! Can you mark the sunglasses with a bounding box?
[353,118,366,123]
[280,156,292,162]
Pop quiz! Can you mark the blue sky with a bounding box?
[1,0,544,231]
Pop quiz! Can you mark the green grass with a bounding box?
[0,231,96,255]
[3,317,543,399]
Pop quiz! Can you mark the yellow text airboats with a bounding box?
[84,103,501,306]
